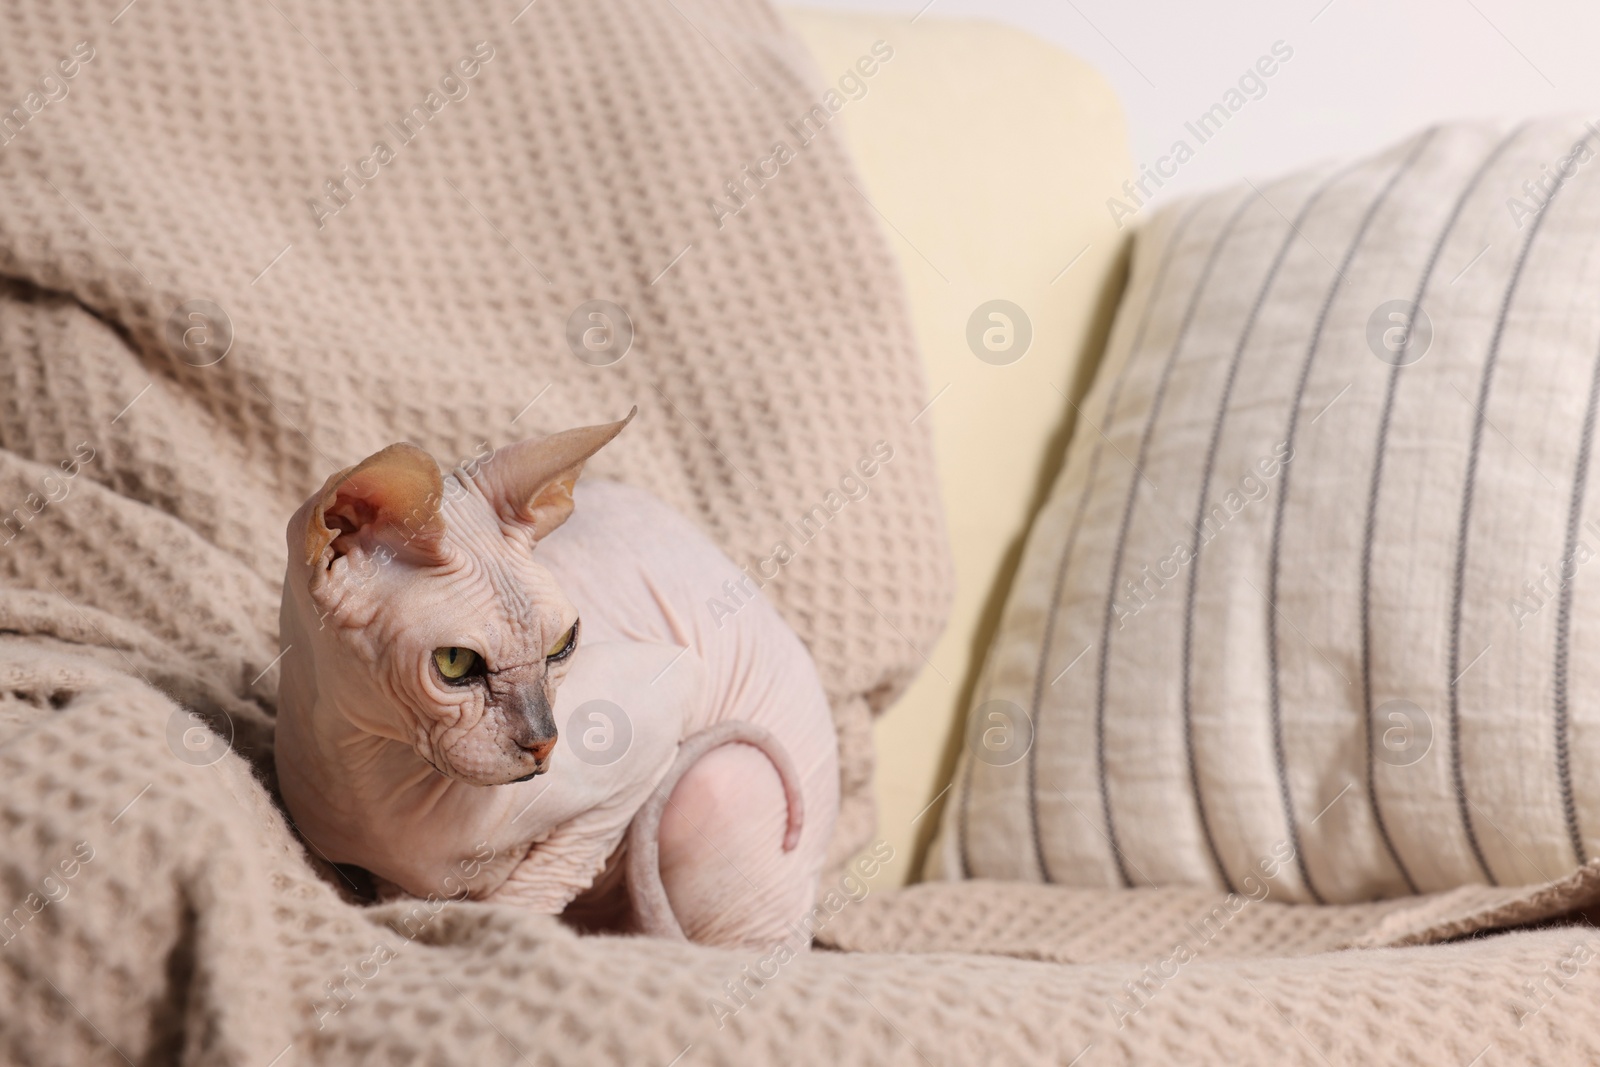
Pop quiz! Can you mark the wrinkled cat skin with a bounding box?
[273,413,839,947]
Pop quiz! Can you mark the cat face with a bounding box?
[292,413,632,787]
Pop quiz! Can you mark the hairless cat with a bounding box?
[273,411,840,947]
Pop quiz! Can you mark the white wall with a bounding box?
[784,0,1600,211]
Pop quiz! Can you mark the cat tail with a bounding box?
[624,719,805,940]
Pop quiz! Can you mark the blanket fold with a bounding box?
[817,864,1600,963]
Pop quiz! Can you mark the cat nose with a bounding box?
[519,733,557,762]
[501,681,558,760]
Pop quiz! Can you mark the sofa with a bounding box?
[6,2,1600,1065]
[784,9,1132,885]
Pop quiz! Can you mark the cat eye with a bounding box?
[433,646,482,683]
[546,620,579,662]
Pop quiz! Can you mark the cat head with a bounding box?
[284,410,633,787]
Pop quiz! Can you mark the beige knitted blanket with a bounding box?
[2,0,1598,1063]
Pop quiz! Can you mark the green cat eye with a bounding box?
[433,646,480,682]
[546,621,578,662]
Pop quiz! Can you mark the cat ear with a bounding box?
[473,408,635,540]
[304,442,448,567]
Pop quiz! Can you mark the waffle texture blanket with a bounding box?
[2,0,1598,1064]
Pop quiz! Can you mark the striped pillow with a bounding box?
[932,119,1600,902]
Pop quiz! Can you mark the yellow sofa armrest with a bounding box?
[784,8,1135,884]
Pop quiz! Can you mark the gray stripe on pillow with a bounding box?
[1095,189,1257,888]
[1447,125,1593,887]
[1023,200,1206,884]
[1553,328,1600,867]
[1267,128,1438,905]
[1360,124,1528,896]
[1180,172,1347,895]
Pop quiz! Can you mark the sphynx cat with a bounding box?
[273,412,839,947]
